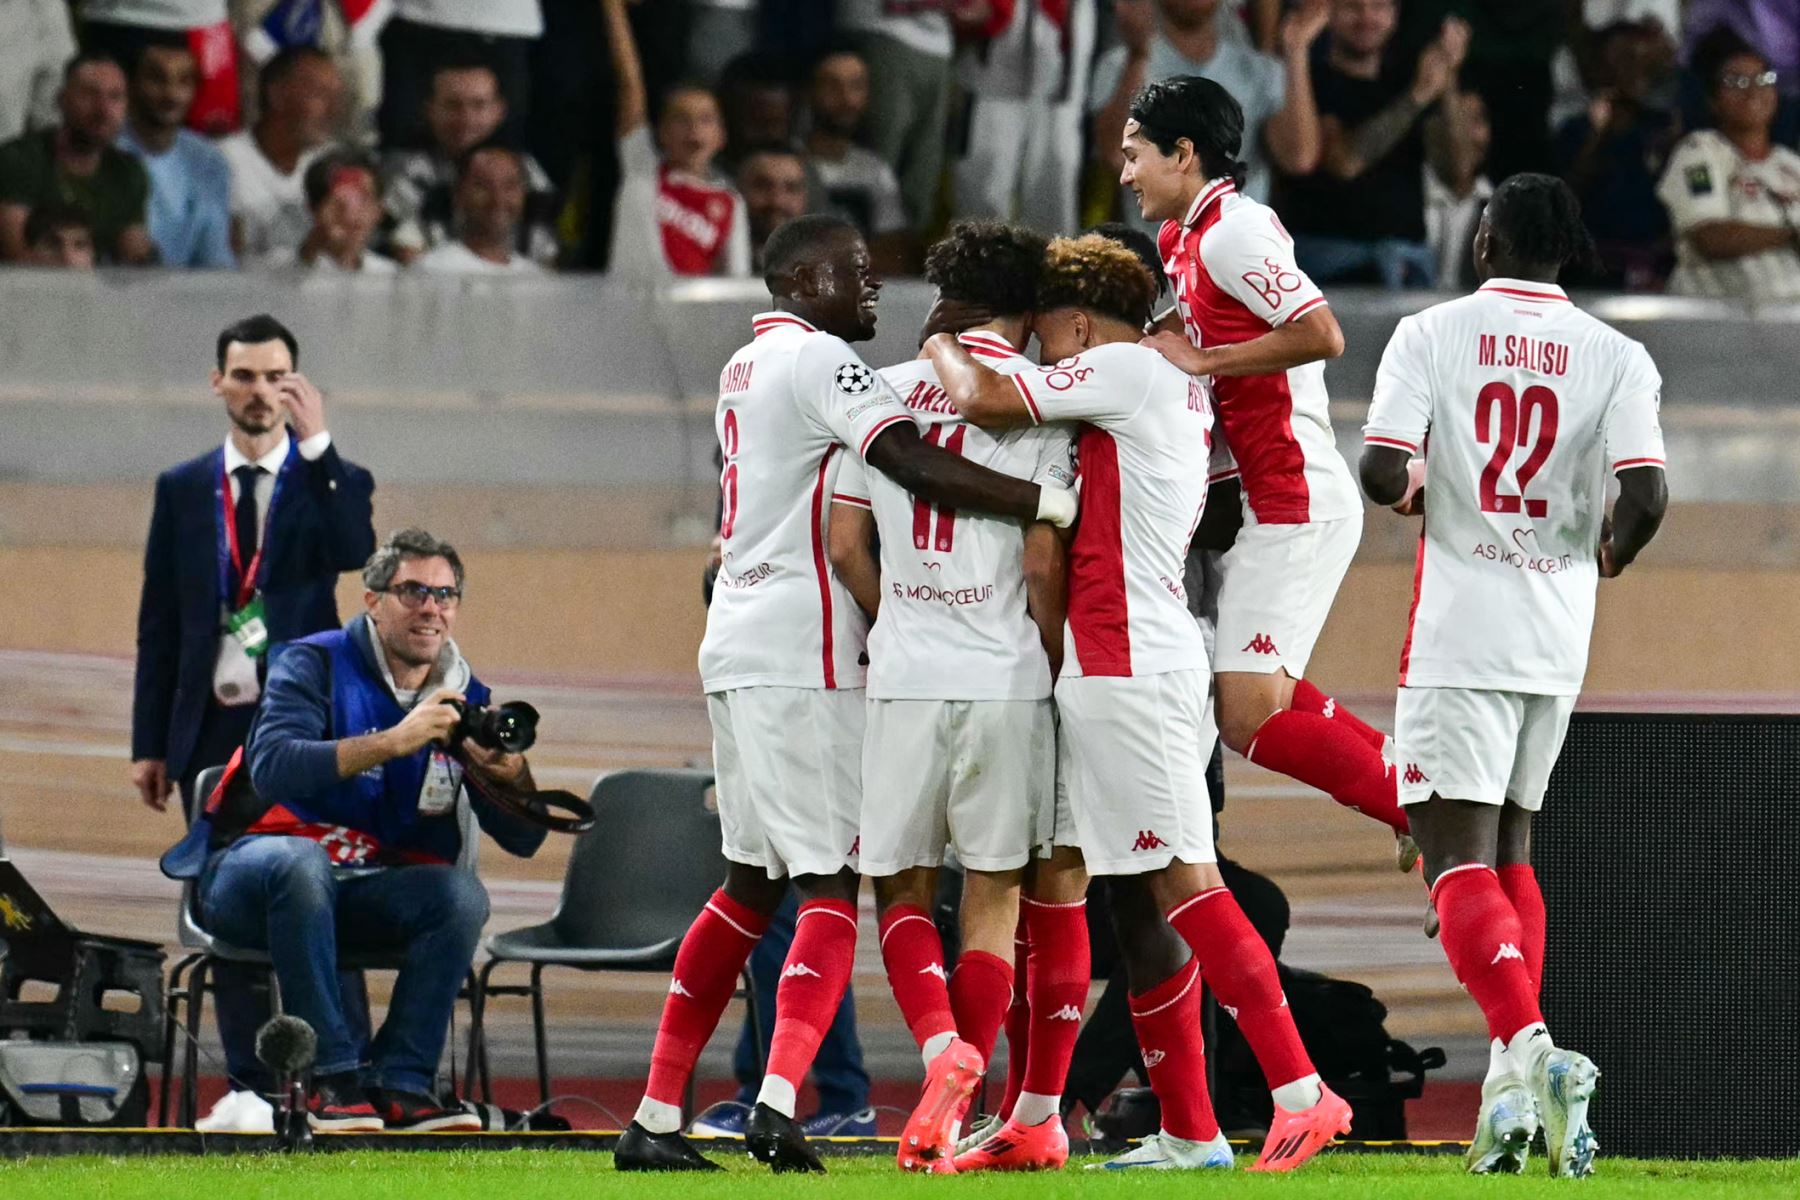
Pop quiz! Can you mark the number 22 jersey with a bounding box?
[1364,279,1666,694]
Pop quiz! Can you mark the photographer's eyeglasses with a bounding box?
[380,582,462,608]
[1721,70,1778,90]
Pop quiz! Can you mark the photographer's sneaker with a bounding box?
[369,1088,482,1132]
[1466,1079,1538,1175]
[688,1102,751,1138]
[306,1073,383,1133]
[1087,1129,1234,1170]
[196,1088,274,1133]
[800,1107,877,1137]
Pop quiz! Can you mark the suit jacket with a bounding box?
[131,435,376,780]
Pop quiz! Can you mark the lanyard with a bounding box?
[216,448,291,610]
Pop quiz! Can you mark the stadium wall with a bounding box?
[3,272,1797,697]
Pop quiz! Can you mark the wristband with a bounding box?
[1036,486,1078,528]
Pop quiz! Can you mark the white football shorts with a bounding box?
[1213,513,1361,677]
[708,686,864,879]
[1394,686,1577,812]
[1054,669,1217,875]
[859,698,1054,875]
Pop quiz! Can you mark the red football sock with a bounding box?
[1433,865,1544,1043]
[1246,708,1408,834]
[1000,918,1030,1117]
[645,889,770,1106]
[948,950,1013,1065]
[1127,958,1220,1142]
[879,904,956,1052]
[1022,897,1090,1098]
[1166,887,1315,1092]
[1290,678,1387,753]
[1498,864,1546,996]
[764,899,860,1098]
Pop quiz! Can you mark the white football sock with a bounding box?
[1011,1091,1060,1127]
[1271,1072,1324,1112]
[1483,1037,1512,1086]
[1507,1022,1553,1078]
[921,1031,956,1067]
[634,1096,682,1135]
[756,1075,798,1119]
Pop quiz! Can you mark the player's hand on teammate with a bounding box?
[131,758,173,812]
[1393,458,1427,517]
[1140,328,1210,376]
[919,296,994,346]
[276,372,328,441]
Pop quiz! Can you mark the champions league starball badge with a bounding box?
[834,363,874,395]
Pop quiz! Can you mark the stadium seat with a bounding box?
[158,766,480,1127]
[464,768,760,1117]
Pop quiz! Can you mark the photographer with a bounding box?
[197,528,546,1132]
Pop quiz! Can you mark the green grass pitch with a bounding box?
[1,1152,1795,1199]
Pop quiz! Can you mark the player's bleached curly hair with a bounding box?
[1036,233,1159,329]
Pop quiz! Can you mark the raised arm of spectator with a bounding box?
[1263,0,1325,176]
[1427,87,1483,199]
[1090,0,1155,175]
[1322,16,1467,181]
[603,0,670,280]
[603,0,648,140]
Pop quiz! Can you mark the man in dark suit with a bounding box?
[130,312,375,1125]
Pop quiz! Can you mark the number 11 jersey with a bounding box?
[1364,279,1665,695]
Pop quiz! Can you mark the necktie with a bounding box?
[232,464,264,598]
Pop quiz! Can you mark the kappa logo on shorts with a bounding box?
[1402,763,1430,785]
[1241,633,1280,656]
[848,837,860,857]
[1131,830,1170,852]
[782,962,823,980]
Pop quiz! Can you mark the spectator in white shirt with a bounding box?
[1658,29,1800,301]
[0,0,78,143]
[804,47,913,273]
[377,0,542,151]
[415,143,545,275]
[219,46,342,265]
[273,149,397,274]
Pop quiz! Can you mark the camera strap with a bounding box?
[464,770,596,835]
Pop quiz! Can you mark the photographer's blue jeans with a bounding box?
[732,889,869,1115]
[1293,235,1437,291]
[200,836,488,1094]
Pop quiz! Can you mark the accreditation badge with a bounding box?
[418,749,462,817]
[226,594,270,658]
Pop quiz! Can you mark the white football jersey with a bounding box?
[1364,279,1666,694]
[1013,341,1213,678]
[1160,179,1360,525]
[1657,129,1800,302]
[834,331,1076,701]
[699,311,917,693]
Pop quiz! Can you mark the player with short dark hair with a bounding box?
[616,215,1076,1175]
[925,234,1351,1173]
[1125,75,1415,866]
[826,220,1073,1171]
[1362,173,1667,1179]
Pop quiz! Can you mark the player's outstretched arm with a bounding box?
[1022,523,1068,678]
[922,332,1036,430]
[1142,306,1345,379]
[864,423,1075,528]
[827,500,882,618]
[1360,444,1413,507]
[1600,465,1668,578]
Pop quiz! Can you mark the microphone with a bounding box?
[256,1014,317,1151]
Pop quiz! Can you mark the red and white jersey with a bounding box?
[699,311,916,693]
[1013,342,1212,678]
[1364,279,1666,694]
[1160,178,1359,525]
[834,331,1076,701]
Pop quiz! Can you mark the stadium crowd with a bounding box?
[1,1,1797,298]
